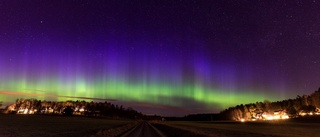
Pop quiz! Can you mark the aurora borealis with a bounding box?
[1,1,320,116]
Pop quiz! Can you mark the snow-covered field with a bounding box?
[153,117,320,137]
[0,114,132,137]
[1,114,320,137]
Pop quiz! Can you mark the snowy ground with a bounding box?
[0,114,132,137]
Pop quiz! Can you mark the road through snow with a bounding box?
[121,121,166,137]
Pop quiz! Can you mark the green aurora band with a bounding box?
[0,77,280,110]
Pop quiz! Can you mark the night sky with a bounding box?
[1,0,320,116]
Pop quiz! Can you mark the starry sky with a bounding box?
[1,0,320,116]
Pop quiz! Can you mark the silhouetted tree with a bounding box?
[220,87,320,120]
[63,106,74,116]
[300,105,316,112]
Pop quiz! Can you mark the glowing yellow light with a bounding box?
[300,112,307,116]
[282,115,289,119]
[240,118,245,122]
[23,109,28,114]
[273,115,280,120]
[266,116,274,120]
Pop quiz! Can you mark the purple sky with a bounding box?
[0,0,320,116]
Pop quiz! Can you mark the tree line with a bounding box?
[220,88,320,120]
[3,98,143,119]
